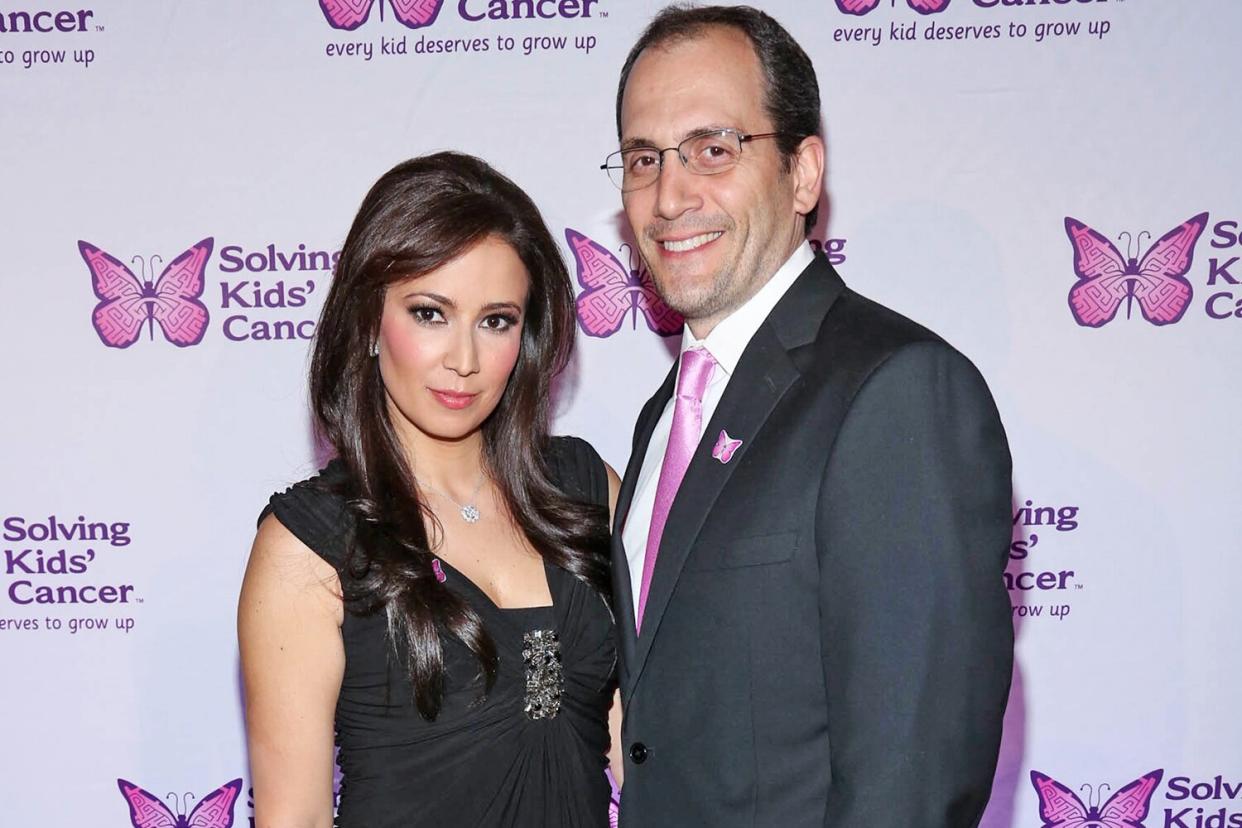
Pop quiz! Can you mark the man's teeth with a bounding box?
[661,232,722,253]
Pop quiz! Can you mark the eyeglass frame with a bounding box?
[599,128,783,192]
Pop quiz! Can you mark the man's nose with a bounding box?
[654,152,703,221]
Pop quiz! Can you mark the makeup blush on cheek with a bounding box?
[500,334,522,372]
[374,299,445,426]
[381,324,435,382]
[481,331,523,399]
[383,323,427,365]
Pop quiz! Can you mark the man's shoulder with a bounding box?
[801,284,991,398]
[825,286,946,356]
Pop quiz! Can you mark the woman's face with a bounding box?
[377,236,530,446]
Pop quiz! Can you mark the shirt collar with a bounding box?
[680,241,815,376]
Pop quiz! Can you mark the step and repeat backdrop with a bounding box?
[1,0,1239,825]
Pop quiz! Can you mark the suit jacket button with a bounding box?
[629,742,648,764]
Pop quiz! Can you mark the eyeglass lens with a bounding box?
[606,130,744,191]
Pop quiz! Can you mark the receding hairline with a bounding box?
[618,22,769,133]
[638,17,756,53]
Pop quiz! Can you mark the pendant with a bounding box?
[460,504,481,524]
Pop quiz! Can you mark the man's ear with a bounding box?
[790,134,825,218]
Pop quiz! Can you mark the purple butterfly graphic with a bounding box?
[117,778,243,828]
[1064,214,1207,327]
[564,228,683,338]
[1030,769,1163,828]
[79,238,213,348]
[319,0,444,30]
[711,430,743,464]
[836,0,950,15]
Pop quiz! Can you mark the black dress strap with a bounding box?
[258,460,353,570]
[545,436,609,508]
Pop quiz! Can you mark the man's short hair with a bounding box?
[615,4,822,234]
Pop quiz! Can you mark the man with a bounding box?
[605,5,1014,827]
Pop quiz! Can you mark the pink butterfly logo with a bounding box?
[836,0,950,15]
[1031,769,1164,828]
[319,0,444,30]
[117,778,243,828]
[712,430,743,464]
[564,228,683,338]
[1065,214,1207,328]
[79,238,213,348]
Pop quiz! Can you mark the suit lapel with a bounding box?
[611,363,677,682]
[625,255,847,698]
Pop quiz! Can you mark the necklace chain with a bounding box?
[418,473,485,524]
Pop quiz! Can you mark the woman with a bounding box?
[238,153,622,828]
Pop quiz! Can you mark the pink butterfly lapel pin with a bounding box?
[1030,769,1163,828]
[836,0,950,15]
[79,238,213,348]
[118,778,243,828]
[1065,214,1207,327]
[564,228,683,338]
[320,0,444,30]
[711,430,743,464]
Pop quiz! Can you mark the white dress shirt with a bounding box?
[621,242,816,603]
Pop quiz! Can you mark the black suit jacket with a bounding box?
[611,255,1014,827]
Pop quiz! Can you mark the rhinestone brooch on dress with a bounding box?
[522,629,563,720]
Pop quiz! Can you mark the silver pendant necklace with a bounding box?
[418,473,486,524]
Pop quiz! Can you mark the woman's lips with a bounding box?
[429,389,478,410]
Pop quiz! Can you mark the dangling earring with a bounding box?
[368,339,379,357]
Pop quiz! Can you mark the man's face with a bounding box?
[619,27,808,336]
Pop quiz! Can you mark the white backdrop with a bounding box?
[2,1,1239,825]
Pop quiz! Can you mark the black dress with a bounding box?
[261,437,616,828]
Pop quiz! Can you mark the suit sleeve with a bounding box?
[817,341,1014,828]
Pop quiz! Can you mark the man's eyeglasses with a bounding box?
[601,128,781,193]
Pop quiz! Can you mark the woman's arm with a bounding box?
[238,515,345,828]
[605,462,621,520]
[607,687,624,787]
[603,462,624,787]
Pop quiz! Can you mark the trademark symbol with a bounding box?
[137,597,144,603]
[599,10,608,17]
[1075,584,1084,590]
[95,25,104,31]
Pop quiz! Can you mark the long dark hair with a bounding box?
[615,4,822,233]
[310,152,609,720]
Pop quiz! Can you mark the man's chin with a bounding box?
[649,275,704,312]
[663,287,730,325]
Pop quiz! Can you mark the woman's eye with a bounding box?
[409,306,443,324]
[482,314,518,331]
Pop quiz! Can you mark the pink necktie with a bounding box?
[636,347,717,632]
